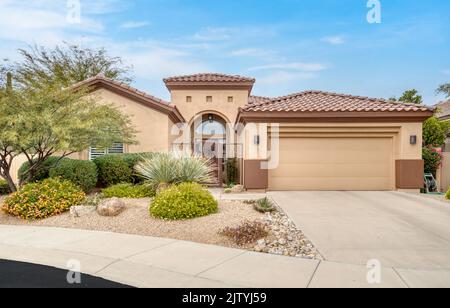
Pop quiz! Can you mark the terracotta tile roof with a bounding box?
[243,91,433,113]
[163,73,255,84]
[71,74,185,123]
[73,74,173,106]
[248,95,272,106]
[435,100,450,119]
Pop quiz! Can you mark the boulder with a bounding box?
[230,185,245,194]
[97,198,126,217]
[70,206,96,218]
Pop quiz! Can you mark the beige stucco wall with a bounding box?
[242,122,423,161]
[439,152,450,192]
[71,88,173,160]
[170,89,249,124]
[239,122,423,191]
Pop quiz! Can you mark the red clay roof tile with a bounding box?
[163,73,255,84]
[243,91,433,113]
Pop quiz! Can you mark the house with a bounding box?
[68,73,432,192]
[435,99,450,191]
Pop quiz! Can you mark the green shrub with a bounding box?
[0,180,10,195]
[93,155,132,187]
[18,157,65,184]
[117,153,154,183]
[136,153,213,189]
[49,159,98,192]
[2,178,86,220]
[253,198,276,213]
[225,158,238,185]
[150,183,218,220]
[445,189,450,200]
[220,221,269,246]
[423,147,443,176]
[102,183,156,199]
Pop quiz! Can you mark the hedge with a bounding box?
[49,159,98,193]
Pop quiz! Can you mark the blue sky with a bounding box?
[0,0,449,104]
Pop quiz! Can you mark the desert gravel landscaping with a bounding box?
[0,195,321,259]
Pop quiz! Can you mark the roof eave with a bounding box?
[236,110,435,125]
[73,78,185,123]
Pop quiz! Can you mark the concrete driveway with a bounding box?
[269,191,450,270]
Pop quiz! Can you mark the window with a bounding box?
[206,96,213,103]
[186,96,192,103]
[228,96,234,103]
[89,143,124,160]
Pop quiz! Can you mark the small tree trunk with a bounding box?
[2,173,17,193]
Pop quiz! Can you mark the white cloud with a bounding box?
[443,70,450,75]
[119,21,150,30]
[193,27,233,41]
[321,36,345,45]
[248,62,327,72]
[257,71,318,85]
[0,0,104,46]
[230,48,272,58]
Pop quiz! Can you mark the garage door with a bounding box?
[269,137,394,191]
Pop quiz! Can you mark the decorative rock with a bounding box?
[230,185,245,194]
[97,198,126,217]
[70,206,96,218]
[278,238,287,245]
[249,208,322,260]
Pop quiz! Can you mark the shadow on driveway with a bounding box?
[0,259,133,288]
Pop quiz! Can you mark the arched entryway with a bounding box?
[190,112,230,186]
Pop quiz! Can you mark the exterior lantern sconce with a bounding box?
[254,135,261,145]
[208,114,214,123]
[410,135,417,145]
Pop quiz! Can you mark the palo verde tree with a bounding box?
[0,74,21,192]
[6,42,133,89]
[0,44,137,193]
[436,83,450,99]
[0,81,136,192]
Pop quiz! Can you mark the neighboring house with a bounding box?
[435,99,450,191]
[65,73,432,192]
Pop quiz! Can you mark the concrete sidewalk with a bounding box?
[0,225,449,288]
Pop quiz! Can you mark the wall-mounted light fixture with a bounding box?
[254,135,260,145]
[208,114,214,123]
[410,135,417,145]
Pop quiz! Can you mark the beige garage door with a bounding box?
[269,137,394,191]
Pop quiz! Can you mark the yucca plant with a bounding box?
[135,153,214,192]
[177,155,214,184]
[135,153,178,192]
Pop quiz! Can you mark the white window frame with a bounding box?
[89,143,125,160]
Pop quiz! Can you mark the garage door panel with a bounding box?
[270,163,392,178]
[269,137,394,191]
[269,177,392,191]
[278,150,391,164]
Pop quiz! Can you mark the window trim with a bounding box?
[89,143,125,160]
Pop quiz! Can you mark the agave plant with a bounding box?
[177,155,214,184]
[135,153,178,191]
[135,153,214,191]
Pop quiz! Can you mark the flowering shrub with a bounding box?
[150,183,218,220]
[2,178,85,220]
[102,183,156,199]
